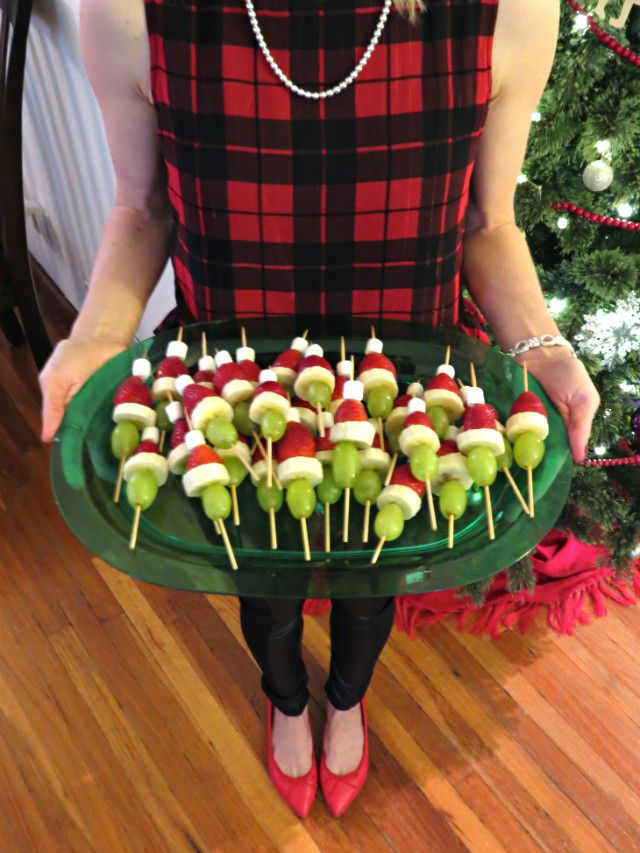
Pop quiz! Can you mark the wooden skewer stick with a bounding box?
[213,519,221,535]
[444,344,451,366]
[300,517,311,561]
[249,436,259,455]
[502,467,530,516]
[252,432,282,489]
[113,457,126,503]
[302,329,309,340]
[362,500,371,543]
[340,336,346,362]
[523,361,529,393]
[378,417,384,450]
[470,362,477,388]
[484,485,495,540]
[317,403,325,437]
[267,437,273,489]
[448,514,455,549]
[177,326,183,342]
[370,325,377,340]
[201,330,207,357]
[324,503,331,553]
[129,505,142,550]
[371,536,386,565]
[527,466,535,518]
[159,430,166,453]
[218,518,239,570]
[241,326,247,348]
[457,378,465,390]
[384,452,398,486]
[233,447,259,483]
[425,477,437,531]
[350,355,355,381]
[231,485,240,526]
[269,507,277,550]
[343,487,351,543]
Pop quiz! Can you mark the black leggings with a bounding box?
[239,596,396,716]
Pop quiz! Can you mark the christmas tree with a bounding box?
[498,0,639,571]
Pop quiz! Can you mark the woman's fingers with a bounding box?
[566,390,601,463]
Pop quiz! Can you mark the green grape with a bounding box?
[438,479,467,520]
[367,387,393,419]
[286,479,316,519]
[307,380,332,407]
[233,400,256,437]
[126,469,158,510]
[374,503,405,542]
[332,441,361,488]
[206,417,238,449]
[224,455,247,487]
[465,445,497,487]
[410,445,439,482]
[496,438,513,470]
[111,421,139,459]
[155,399,172,431]
[426,406,449,439]
[513,432,545,469]
[257,478,284,512]
[317,467,343,505]
[354,469,382,505]
[201,483,232,521]
[261,409,286,441]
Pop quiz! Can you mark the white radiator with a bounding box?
[21,0,175,339]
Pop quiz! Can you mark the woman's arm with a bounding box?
[40,0,172,440]
[461,0,600,462]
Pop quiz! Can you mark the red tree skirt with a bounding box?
[302,529,640,637]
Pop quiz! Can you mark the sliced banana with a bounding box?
[278,456,323,488]
[398,424,440,457]
[457,428,505,456]
[385,406,408,436]
[297,408,318,434]
[359,447,391,473]
[432,453,473,494]
[293,366,335,399]
[505,411,549,442]
[253,458,269,481]
[329,420,376,449]
[316,449,334,465]
[217,442,251,465]
[113,403,156,429]
[152,377,178,401]
[168,443,189,475]
[358,368,398,398]
[249,391,290,423]
[221,378,254,406]
[124,452,169,487]
[190,396,234,431]
[182,462,230,498]
[423,389,464,419]
[377,485,422,520]
[273,366,296,389]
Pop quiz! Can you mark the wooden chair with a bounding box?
[0,0,51,368]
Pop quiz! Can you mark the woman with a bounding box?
[40,0,599,819]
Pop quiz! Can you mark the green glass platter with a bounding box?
[51,316,573,598]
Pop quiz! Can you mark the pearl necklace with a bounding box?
[244,0,393,99]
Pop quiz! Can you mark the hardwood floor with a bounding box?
[0,279,639,852]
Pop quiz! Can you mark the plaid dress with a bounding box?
[145,0,499,328]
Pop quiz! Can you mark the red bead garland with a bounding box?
[552,201,640,231]
[566,0,640,67]
[582,455,640,467]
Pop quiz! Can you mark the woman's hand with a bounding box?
[39,336,128,442]
[517,347,600,463]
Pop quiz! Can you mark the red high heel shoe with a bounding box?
[320,697,369,818]
[266,700,318,819]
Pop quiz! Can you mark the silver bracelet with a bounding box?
[504,334,577,359]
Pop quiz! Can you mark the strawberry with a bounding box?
[390,464,426,496]
[393,393,411,409]
[239,359,260,383]
[155,356,188,379]
[186,445,223,470]
[426,373,461,395]
[509,391,547,419]
[334,399,368,423]
[316,434,335,453]
[372,431,389,451]
[332,375,346,400]
[296,355,333,375]
[252,445,268,465]
[171,418,189,448]
[254,381,288,400]
[358,353,397,377]
[463,403,498,431]
[182,384,217,415]
[437,440,459,456]
[113,376,153,408]
[193,369,215,384]
[134,440,160,455]
[275,422,315,461]
[403,411,435,430]
[213,362,246,394]
[274,349,302,370]
[293,396,315,412]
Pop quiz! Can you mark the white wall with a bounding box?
[21,0,176,339]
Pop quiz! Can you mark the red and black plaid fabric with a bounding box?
[144,0,499,327]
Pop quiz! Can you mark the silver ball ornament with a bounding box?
[582,160,614,192]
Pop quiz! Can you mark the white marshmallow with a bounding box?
[407,381,424,397]
[343,380,364,402]
[304,343,324,358]
[142,426,160,444]
[286,408,301,423]
[259,368,278,384]
[463,386,485,407]
[336,359,352,377]
[166,401,184,424]
[365,338,383,354]
[198,355,216,373]
[214,350,232,367]
[175,374,195,396]
[166,340,188,361]
[132,358,151,380]
[236,346,256,363]
[290,336,308,353]
[436,363,455,379]
[408,397,426,414]
[185,429,206,451]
